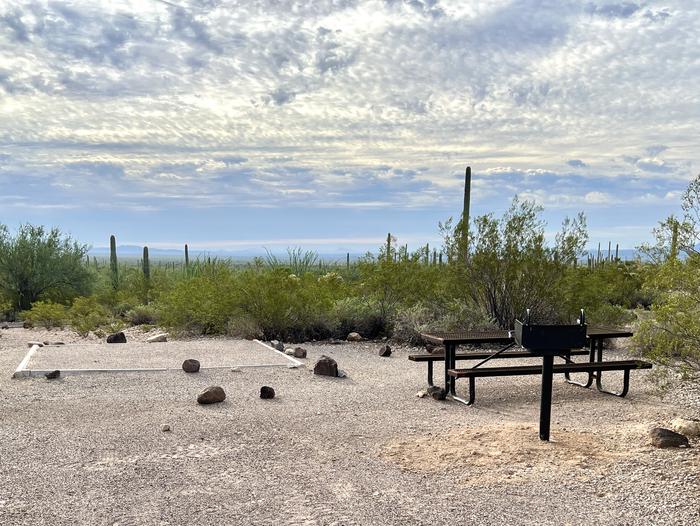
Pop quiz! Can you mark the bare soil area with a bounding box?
[1,327,698,525]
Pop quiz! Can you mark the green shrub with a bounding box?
[68,296,112,336]
[392,300,495,344]
[22,301,68,329]
[330,297,387,339]
[225,313,263,340]
[127,304,158,325]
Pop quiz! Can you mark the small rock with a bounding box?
[285,347,295,356]
[197,386,226,404]
[45,370,60,380]
[161,424,171,432]
[347,332,363,342]
[378,345,392,357]
[671,418,700,438]
[231,367,242,373]
[314,355,338,377]
[260,386,275,399]
[182,359,201,373]
[106,332,127,344]
[27,341,44,347]
[337,369,348,378]
[293,347,307,359]
[274,341,285,352]
[147,333,168,343]
[427,385,447,400]
[22,321,32,329]
[416,390,427,398]
[53,342,65,345]
[1,323,9,329]
[43,341,50,346]
[650,427,690,448]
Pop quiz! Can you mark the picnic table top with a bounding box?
[421,327,633,345]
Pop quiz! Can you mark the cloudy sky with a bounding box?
[0,0,698,254]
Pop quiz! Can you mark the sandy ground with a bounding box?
[1,327,699,525]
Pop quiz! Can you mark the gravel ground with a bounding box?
[1,327,699,526]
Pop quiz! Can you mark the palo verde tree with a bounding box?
[0,224,92,312]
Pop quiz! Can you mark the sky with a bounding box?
[0,0,698,254]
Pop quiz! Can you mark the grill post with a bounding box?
[539,354,554,441]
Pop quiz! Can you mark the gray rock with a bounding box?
[161,424,171,432]
[274,341,285,352]
[27,341,44,347]
[347,332,363,342]
[650,427,690,448]
[427,386,447,400]
[314,355,338,377]
[378,345,392,357]
[182,359,201,373]
[106,332,127,344]
[416,390,427,398]
[293,347,307,359]
[45,370,60,380]
[147,333,168,343]
[337,369,348,378]
[285,347,295,356]
[260,386,275,399]
[1,323,8,330]
[197,386,226,404]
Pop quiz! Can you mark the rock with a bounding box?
[147,333,168,343]
[197,386,226,404]
[416,390,427,398]
[182,359,201,373]
[231,367,242,373]
[285,347,296,356]
[23,321,32,329]
[52,342,65,345]
[378,345,392,357]
[337,369,348,378]
[27,341,44,347]
[260,386,275,399]
[106,332,127,344]
[43,341,50,346]
[293,347,307,359]
[649,427,690,448]
[274,341,285,352]
[347,332,363,342]
[45,370,60,380]
[314,355,339,377]
[1,323,9,329]
[671,418,700,438]
[427,386,447,401]
[161,424,171,432]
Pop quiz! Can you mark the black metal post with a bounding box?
[540,354,554,441]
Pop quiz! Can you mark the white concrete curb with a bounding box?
[12,344,40,378]
[253,339,304,368]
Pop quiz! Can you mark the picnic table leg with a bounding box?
[427,360,434,387]
[595,339,631,396]
[539,354,554,441]
[564,338,595,388]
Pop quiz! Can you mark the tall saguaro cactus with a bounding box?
[385,233,392,262]
[109,235,119,291]
[462,166,472,262]
[142,246,150,280]
[185,243,190,272]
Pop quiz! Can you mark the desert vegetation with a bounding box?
[2,181,700,377]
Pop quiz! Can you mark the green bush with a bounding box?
[68,296,112,336]
[22,301,68,329]
[127,304,158,326]
[330,297,387,339]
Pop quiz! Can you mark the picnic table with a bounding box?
[417,327,651,440]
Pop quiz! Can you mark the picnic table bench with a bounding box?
[415,326,652,440]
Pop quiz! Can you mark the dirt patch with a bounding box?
[381,422,651,485]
